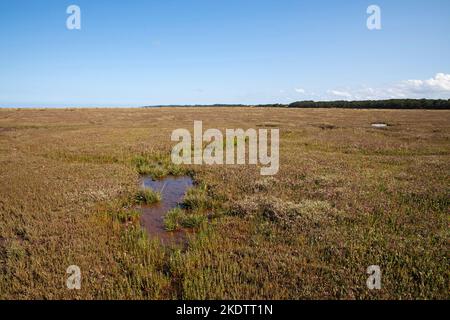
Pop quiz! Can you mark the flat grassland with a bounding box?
[0,107,448,299]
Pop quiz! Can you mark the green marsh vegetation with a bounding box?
[0,107,448,299]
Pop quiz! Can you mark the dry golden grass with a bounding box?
[0,107,448,299]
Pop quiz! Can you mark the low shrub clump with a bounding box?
[230,196,337,230]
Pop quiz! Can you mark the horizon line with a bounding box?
[1,98,450,109]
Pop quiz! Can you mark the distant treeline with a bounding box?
[285,99,450,109]
[144,99,450,110]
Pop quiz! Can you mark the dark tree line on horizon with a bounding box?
[146,99,450,109]
[285,99,450,109]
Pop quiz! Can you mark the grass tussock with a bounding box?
[135,189,162,205]
[164,207,208,231]
[132,154,186,179]
[183,187,218,211]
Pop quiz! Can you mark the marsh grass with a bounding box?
[112,209,141,224]
[182,187,218,211]
[164,207,207,231]
[181,214,207,229]
[132,154,186,179]
[164,208,183,231]
[113,224,172,299]
[0,107,448,299]
[135,189,162,205]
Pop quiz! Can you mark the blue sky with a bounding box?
[1,0,449,107]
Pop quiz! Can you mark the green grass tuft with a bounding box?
[180,214,207,229]
[164,208,183,231]
[164,207,207,231]
[183,187,214,210]
[135,189,162,205]
[131,154,186,179]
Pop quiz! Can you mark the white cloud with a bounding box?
[294,88,306,94]
[324,73,450,101]
[401,73,450,93]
